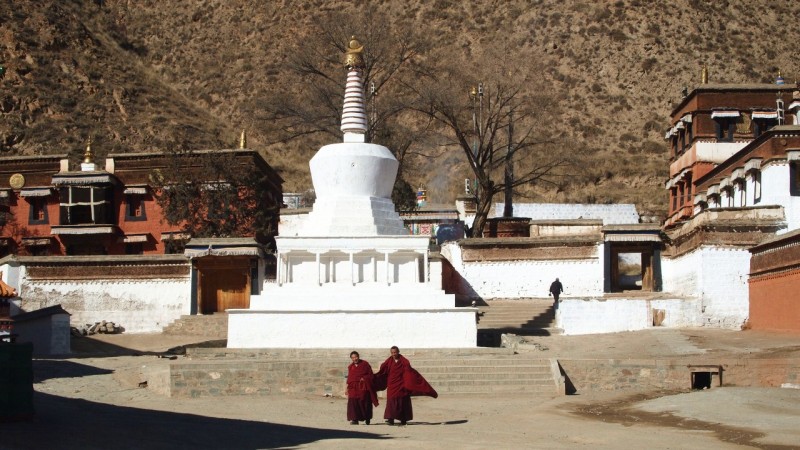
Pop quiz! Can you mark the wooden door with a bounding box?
[197,257,251,314]
[641,251,654,291]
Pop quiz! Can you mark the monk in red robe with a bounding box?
[374,346,437,426]
[346,351,378,425]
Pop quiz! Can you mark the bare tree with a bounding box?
[413,65,573,236]
[259,7,435,208]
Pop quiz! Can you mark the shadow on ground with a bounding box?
[66,336,225,358]
[32,359,113,383]
[2,391,388,450]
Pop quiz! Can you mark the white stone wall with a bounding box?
[17,271,191,333]
[662,246,750,329]
[660,249,702,297]
[279,212,309,237]
[440,242,603,299]
[760,161,800,233]
[496,203,640,225]
[697,247,750,327]
[227,309,477,348]
[559,297,701,335]
[651,298,703,327]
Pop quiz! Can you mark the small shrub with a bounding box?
[641,57,658,72]
[609,29,627,42]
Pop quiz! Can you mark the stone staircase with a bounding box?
[412,357,560,395]
[152,348,563,397]
[161,314,228,338]
[477,299,558,346]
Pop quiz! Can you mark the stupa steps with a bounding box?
[162,314,228,337]
[435,385,559,395]
[423,373,553,382]
[414,360,550,374]
[157,354,561,397]
[477,300,555,331]
[428,379,557,388]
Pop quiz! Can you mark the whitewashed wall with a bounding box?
[559,297,701,335]
[660,249,702,297]
[278,211,310,237]
[495,203,640,224]
[697,247,750,327]
[228,309,477,348]
[662,246,750,329]
[17,268,191,333]
[760,162,800,233]
[441,242,603,299]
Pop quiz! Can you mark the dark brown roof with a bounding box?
[12,305,70,322]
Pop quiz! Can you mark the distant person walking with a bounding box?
[346,351,378,425]
[549,278,564,309]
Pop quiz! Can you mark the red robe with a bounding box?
[347,360,378,421]
[374,355,437,422]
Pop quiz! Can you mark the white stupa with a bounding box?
[226,37,477,348]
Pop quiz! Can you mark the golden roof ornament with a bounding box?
[344,36,365,70]
[239,129,247,149]
[776,69,785,85]
[701,64,708,84]
[83,139,94,164]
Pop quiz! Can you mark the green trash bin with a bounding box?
[0,342,34,422]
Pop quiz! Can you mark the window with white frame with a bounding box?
[58,186,114,225]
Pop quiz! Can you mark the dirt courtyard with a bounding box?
[2,328,800,449]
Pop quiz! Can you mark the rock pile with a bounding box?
[75,321,122,336]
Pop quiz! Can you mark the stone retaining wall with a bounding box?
[144,354,800,398]
[558,358,800,393]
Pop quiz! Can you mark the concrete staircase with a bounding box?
[161,314,228,338]
[152,348,563,398]
[477,299,558,346]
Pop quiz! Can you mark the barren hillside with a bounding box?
[2,0,798,216]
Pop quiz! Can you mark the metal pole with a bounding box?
[503,109,514,218]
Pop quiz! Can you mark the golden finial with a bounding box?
[344,36,365,70]
[701,64,708,84]
[83,138,94,164]
[239,129,247,149]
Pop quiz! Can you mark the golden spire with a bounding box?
[239,129,247,149]
[344,36,365,70]
[701,64,708,84]
[83,138,94,164]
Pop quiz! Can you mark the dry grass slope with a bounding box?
[3,0,798,216]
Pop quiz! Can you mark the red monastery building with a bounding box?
[664,75,794,227]
[662,70,800,333]
[0,145,282,258]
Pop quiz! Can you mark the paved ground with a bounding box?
[3,328,800,449]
